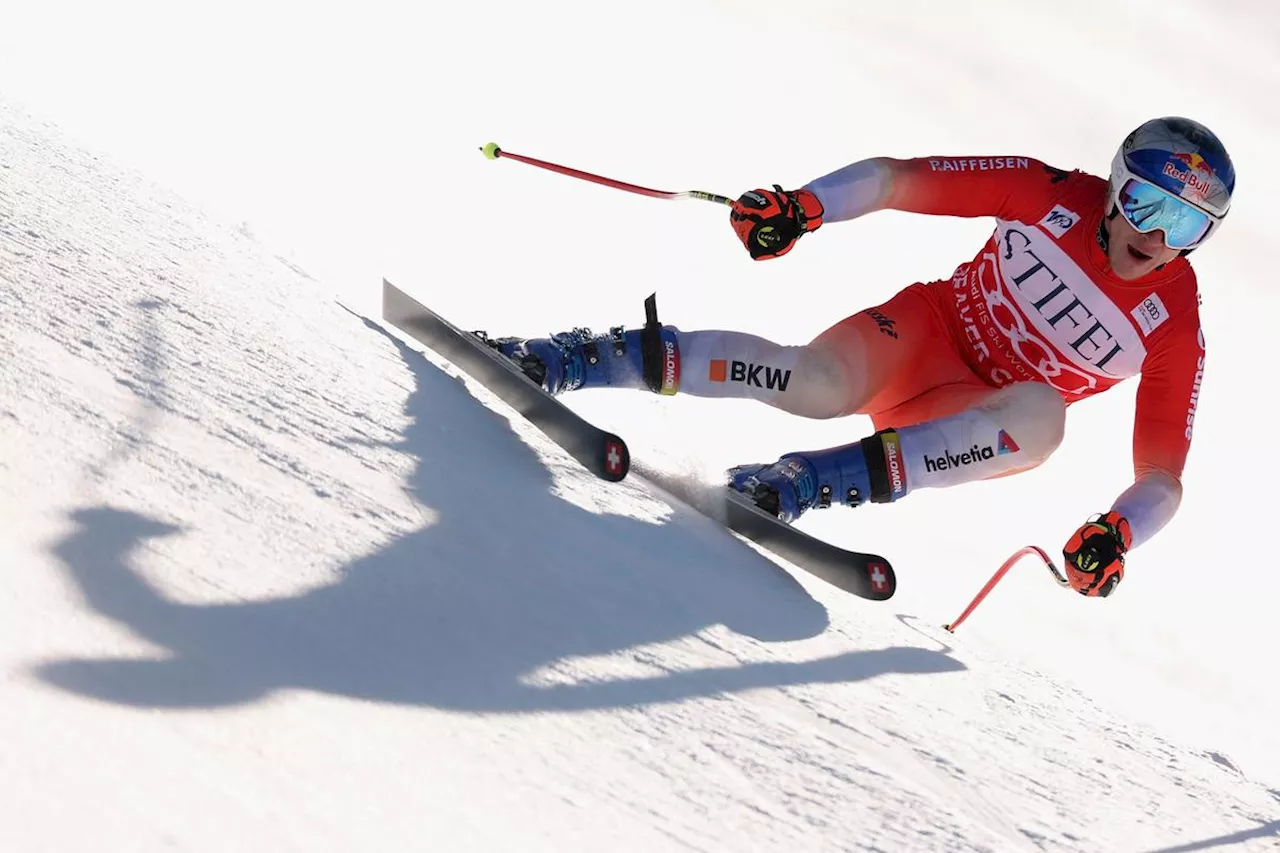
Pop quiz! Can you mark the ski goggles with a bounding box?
[1113,177,1215,250]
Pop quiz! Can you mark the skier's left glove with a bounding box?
[1062,511,1132,597]
[729,186,824,260]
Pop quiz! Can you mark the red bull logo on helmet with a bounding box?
[1170,152,1213,173]
[1163,152,1217,201]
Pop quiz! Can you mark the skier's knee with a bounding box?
[990,382,1065,464]
[676,332,856,417]
[781,345,855,419]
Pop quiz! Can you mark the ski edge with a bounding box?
[639,469,897,601]
[380,279,630,482]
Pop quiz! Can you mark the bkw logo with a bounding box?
[709,359,792,391]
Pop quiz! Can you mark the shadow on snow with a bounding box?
[37,317,964,712]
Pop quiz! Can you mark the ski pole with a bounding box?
[479,142,734,206]
[944,545,1071,633]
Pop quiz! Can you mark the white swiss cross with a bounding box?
[868,564,888,592]
[605,444,623,474]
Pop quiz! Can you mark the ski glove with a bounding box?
[1062,511,1132,597]
[730,186,824,260]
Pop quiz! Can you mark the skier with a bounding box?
[488,117,1232,598]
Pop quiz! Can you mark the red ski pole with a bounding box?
[480,142,734,206]
[944,545,1071,633]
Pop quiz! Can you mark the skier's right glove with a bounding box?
[729,186,824,260]
[1062,511,1132,597]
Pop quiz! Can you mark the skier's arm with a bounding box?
[1060,316,1202,595]
[1110,317,1205,549]
[804,156,1060,223]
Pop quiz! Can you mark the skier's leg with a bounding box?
[671,329,856,418]
[731,380,1066,521]
[676,282,957,418]
[887,380,1066,489]
[488,283,955,420]
[486,321,863,413]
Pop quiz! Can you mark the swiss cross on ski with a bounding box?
[867,563,889,593]
[605,441,626,476]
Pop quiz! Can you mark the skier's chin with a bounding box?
[1108,241,1159,280]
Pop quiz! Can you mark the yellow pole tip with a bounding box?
[480,142,502,160]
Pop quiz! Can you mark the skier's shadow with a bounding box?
[38,320,963,712]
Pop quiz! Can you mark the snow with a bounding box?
[2,0,1280,850]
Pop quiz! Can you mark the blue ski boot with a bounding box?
[480,295,680,397]
[728,430,908,523]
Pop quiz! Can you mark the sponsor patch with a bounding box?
[1130,293,1169,337]
[993,220,1147,383]
[882,430,907,499]
[1185,355,1204,440]
[924,444,995,473]
[864,308,899,339]
[997,430,1020,455]
[708,359,792,391]
[928,157,1029,173]
[1163,154,1217,204]
[660,339,680,395]
[1038,205,1080,238]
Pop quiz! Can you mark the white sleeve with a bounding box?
[1110,471,1182,550]
[803,158,895,223]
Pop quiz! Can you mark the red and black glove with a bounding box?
[1062,511,1132,597]
[729,185,824,260]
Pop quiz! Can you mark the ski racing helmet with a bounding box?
[1107,116,1235,252]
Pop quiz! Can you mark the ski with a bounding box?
[639,468,897,601]
[381,279,892,596]
[381,279,631,482]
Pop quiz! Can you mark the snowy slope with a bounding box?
[3,0,1280,850]
[0,100,1277,853]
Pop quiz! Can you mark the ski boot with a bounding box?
[728,430,907,523]
[479,295,680,397]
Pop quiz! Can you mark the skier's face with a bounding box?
[1105,214,1181,280]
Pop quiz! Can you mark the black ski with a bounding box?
[381,280,892,596]
[381,279,630,482]
[639,468,897,600]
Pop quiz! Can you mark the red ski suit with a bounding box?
[807,156,1204,545]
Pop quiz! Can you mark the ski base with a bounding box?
[381,279,630,482]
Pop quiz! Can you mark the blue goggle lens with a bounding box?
[1117,179,1213,250]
